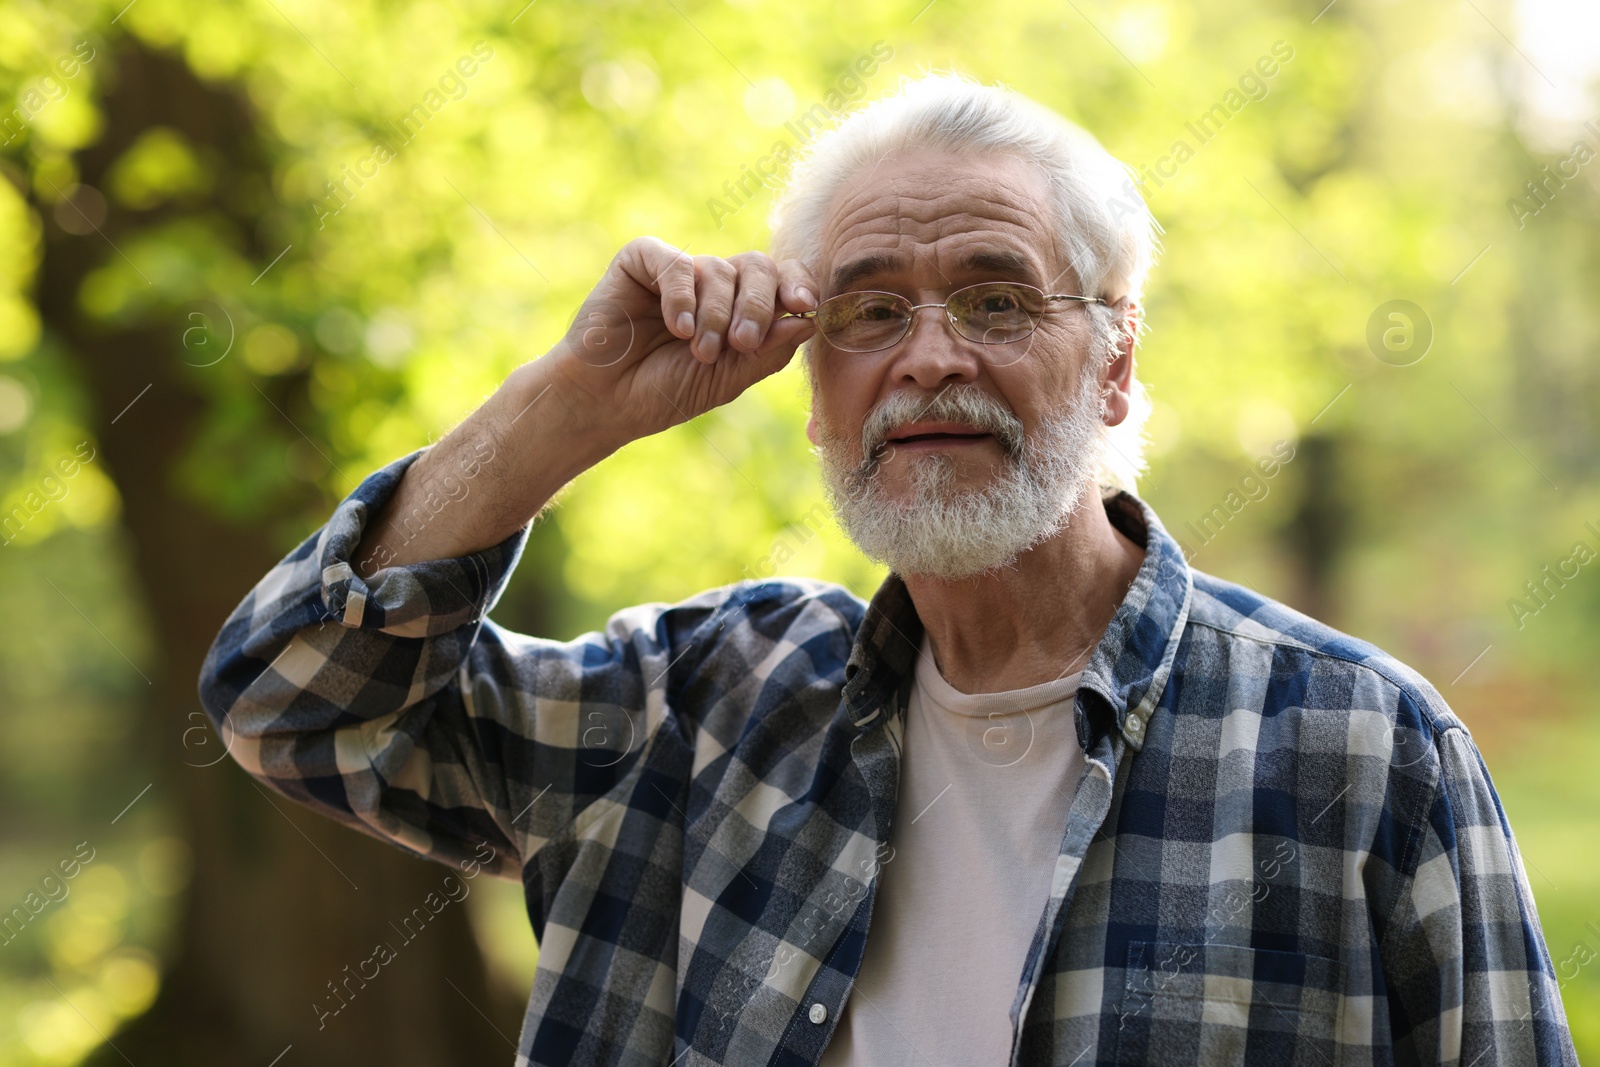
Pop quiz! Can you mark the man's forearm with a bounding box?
[353,353,618,576]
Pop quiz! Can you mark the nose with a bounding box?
[889,303,982,389]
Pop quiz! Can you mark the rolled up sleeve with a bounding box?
[195,448,533,873]
[197,447,739,882]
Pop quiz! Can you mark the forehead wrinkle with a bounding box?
[876,186,1040,230]
[820,154,1058,293]
[826,160,1045,235]
[830,218,1046,293]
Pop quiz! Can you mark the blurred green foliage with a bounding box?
[1,0,1596,1060]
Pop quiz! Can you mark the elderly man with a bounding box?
[199,73,1574,1065]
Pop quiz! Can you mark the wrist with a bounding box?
[501,355,626,473]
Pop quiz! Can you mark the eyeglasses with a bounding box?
[790,281,1107,354]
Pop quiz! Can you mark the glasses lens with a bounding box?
[950,282,1044,345]
[816,292,909,352]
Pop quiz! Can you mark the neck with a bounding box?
[902,486,1146,694]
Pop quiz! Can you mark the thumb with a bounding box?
[759,315,816,359]
[731,315,814,385]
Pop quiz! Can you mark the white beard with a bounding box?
[815,362,1106,580]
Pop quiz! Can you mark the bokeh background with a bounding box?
[1,0,1597,1061]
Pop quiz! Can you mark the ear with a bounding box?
[1101,302,1140,429]
[805,411,820,447]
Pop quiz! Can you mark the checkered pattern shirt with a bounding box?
[199,447,1575,1066]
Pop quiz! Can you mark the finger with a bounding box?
[775,259,819,314]
[727,316,810,390]
[692,256,737,363]
[751,313,815,360]
[727,253,781,354]
[617,237,697,340]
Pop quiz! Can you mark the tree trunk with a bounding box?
[1282,432,1346,625]
[31,37,524,1065]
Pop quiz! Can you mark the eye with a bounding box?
[851,294,902,321]
[960,284,1040,322]
[976,293,1020,315]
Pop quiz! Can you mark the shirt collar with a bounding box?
[841,490,1193,751]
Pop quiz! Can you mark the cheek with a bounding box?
[811,354,874,437]
[816,398,865,449]
[1019,323,1092,399]
[1033,311,1087,354]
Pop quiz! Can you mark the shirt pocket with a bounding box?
[1113,941,1343,1067]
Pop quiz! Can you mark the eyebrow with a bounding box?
[829,249,1040,295]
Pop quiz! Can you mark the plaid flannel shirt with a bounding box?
[198,447,1576,1066]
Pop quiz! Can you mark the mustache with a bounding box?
[860,385,1026,465]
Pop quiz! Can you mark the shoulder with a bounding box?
[595,575,868,664]
[720,576,869,633]
[1181,567,1465,745]
[600,578,868,742]
[1177,567,1502,875]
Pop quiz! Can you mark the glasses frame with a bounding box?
[789,280,1108,354]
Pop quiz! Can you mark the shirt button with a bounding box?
[809,1003,828,1025]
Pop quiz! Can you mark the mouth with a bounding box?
[883,422,995,449]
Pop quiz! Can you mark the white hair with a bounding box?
[768,70,1161,494]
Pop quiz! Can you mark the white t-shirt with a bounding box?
[819,635,1086,1067]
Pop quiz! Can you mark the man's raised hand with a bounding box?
[545,237,818,447]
